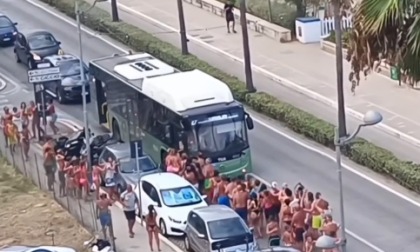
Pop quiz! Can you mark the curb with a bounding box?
[32,120,183,252]
[112,1,420,149]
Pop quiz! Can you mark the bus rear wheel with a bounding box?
[112,120,121,142]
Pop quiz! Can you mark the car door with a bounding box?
[140,181,153,216]
[188,213,209,252]
[196,217,210,252]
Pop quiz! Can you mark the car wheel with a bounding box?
[14,50,21,63]
[184,235,193,252]
[57,88,66,104]
[159,219,168,237]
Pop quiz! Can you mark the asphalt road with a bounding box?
[1,0,420,251]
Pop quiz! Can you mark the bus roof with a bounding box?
[90,53,235,112]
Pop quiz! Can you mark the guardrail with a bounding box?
[183,0,292,42]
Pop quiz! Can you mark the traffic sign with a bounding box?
[28,67,60,77]
[28,67,61,83]
[29,74,61,83]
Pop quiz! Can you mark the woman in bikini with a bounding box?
[145,204,160,251]
[64,157,77,197]
[79,158,89,200]
[20,102,29,128]
[280,198,293,232]
[56,149,66,197]
[6,120,18,152]
[92,164,103,199]
[248,192,262,238]
[46,99,59,135]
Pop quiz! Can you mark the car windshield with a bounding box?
[188,111,248,154]
[0,16,12,28]
[120,156,157,173]
[208,217,248,240]
[160,186,202,207]
[58,59,88,77]
[28,33,57,50]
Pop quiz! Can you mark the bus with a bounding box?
[89,53,254,177]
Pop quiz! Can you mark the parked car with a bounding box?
[97,142,159,194]
[0,13,18,46]
[14,30,62,69]
[184,205,256,252]
[138,172,208,237]
[0,246,76,252]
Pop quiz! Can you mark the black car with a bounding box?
[42,54,91,103]
[0,13,18,46]
[14,30,62,69]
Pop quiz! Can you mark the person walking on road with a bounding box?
[20,102,29,128]
[96,193,115,241]
[21,124,31,161]
[224,0,236,33]
[232,182,248,224]
[121,184,139,238]
[56,149,66,197]
[46,99,59,135]
[43,145,56,191]
[145,204,161,251]
[1,106,12,147]
[29,101,45,140]
[6,119,18,152]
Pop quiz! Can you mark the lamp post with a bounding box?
[316,110,383,252]
[75,0,92,187]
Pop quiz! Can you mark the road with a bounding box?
[1,0,420,251]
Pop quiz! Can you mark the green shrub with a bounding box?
[324,30,351,48]
[40,0,420,193]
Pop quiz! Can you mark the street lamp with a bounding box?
[317,110,383,252]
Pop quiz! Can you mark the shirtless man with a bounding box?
[232,183,248,224]
[214,175,230,207]
[320,214,340,252]
[305,192,329,230]
[291,205,306,250]
[96,193,114,240]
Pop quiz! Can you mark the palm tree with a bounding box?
[347,0,420,87]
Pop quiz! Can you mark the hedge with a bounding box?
[40,0,420,192]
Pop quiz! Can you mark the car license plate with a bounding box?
[2,38,10,41]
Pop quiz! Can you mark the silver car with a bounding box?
[184,205,256,252]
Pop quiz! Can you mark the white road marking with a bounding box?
[22,0,420,250]
[0,76,6,91]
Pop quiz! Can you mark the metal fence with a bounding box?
[0,132,115,248]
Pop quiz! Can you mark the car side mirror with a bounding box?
[245,113,254,130]
[197,233,205,239]
[249,227,254,234]
[57,41,61,45]
[13,22,18,25]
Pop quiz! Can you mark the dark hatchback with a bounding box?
[14,30,62,69]
[0,14,18,46]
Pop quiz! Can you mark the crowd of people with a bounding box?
[0,99,341,252]
[164,148,342,252]
[0,99,59,158]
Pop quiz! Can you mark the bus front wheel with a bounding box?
[112,119,121,142]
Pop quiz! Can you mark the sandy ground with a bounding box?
[0,157,91,251]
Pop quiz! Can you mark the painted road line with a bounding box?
[32,119,183,252]
[20,1,420,250]
[0,76,6,91]
[0,72,20,95]
[109,0,420,149]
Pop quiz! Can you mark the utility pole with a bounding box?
[239,0,255,92]
[75,0,92,185]
[333,0,347,137]
[111,0,119,22]
[177,0,189,55]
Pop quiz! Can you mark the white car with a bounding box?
[0,246,76,252]
[137,172,208,236]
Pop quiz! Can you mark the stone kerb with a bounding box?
[183,0,292,42]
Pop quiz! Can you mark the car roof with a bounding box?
[141,172,190,189]
[44,54,79,66]
[105,142,131,159]
[192,205,239,222]
[25,30,53,37]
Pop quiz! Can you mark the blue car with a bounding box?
[0,13,18,46]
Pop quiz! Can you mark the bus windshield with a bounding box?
[188,110,248,155]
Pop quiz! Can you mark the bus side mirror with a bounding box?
[245,114,254,130]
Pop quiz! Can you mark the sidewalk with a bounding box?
[98,0,420,143]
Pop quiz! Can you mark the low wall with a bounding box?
[320,40,393,79]
[183,0,292,42]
